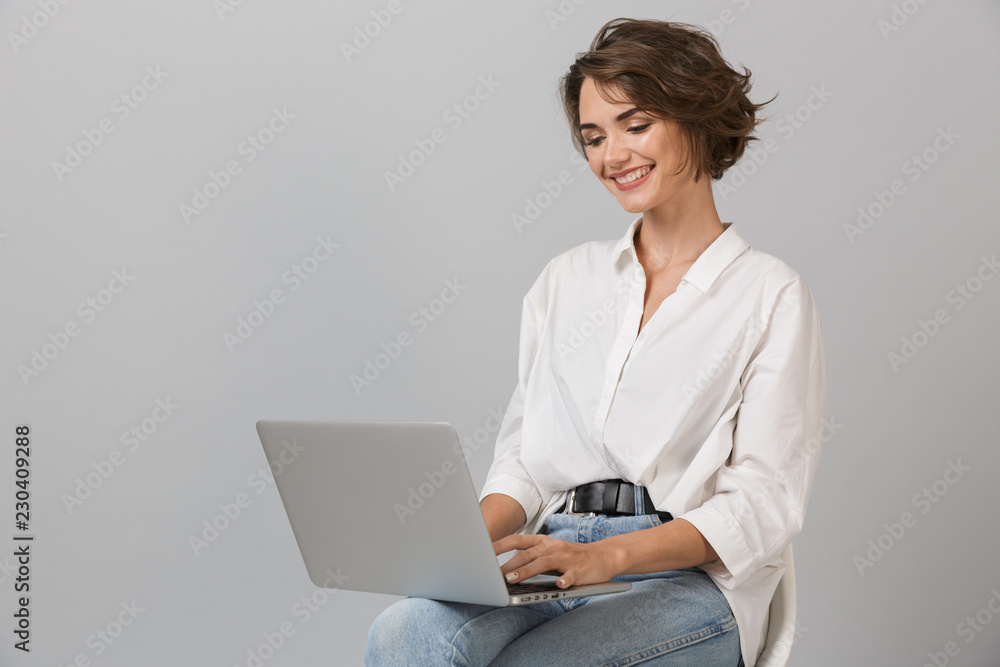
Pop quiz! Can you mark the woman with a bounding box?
[367,17,827,667]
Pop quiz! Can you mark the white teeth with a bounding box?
[614,166,651,184]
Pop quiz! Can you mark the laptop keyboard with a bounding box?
[506,581,559,594]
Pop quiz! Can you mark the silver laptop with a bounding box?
[256,420,631,606]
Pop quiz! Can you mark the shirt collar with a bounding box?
[610,216,751,294]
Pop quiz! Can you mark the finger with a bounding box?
[499,550,536,575]
[505,554,561,584]
[493,534,541,555]
[555,569,577,588]
[499,538,560,575]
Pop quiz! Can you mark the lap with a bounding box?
[365,596,560,666]
[366,569,740,667]
[490,570,740,666]
[366,514,741,666]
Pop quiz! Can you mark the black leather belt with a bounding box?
[560,479,673,522]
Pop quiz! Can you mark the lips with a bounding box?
[611,165,651,182]
[610,164,654,190]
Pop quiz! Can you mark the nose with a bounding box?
[602,132,630,172]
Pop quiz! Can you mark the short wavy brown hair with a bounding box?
[560,18,775,182]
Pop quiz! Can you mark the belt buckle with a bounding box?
[566,488,597,517]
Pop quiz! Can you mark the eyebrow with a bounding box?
[579,107,644,131]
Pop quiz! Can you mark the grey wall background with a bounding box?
[2,0,998,665]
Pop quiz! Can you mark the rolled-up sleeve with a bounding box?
[478,276,549,533]
[680,278,829,589]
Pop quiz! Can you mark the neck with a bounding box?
[634,177,725,272]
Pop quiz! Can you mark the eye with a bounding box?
[584,123,651,148]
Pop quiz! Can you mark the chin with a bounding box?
[612,197,646,214]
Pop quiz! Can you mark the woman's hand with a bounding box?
[493,534,626,588]
[494,519,720,587]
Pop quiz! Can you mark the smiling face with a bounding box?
[578,77,698,215]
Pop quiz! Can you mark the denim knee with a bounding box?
[366,597,473,666]
[366,598,429,665]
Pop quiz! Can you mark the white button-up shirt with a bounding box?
[480,216,828,666]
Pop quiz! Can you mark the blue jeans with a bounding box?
[365,511,743,666]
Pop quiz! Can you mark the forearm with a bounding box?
[601,518,720,575]
[480,493,527,542]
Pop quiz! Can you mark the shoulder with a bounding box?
[547,237,618,276]
[525,237,618,301]
[727,247,818,321]
[734,246,818,306]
